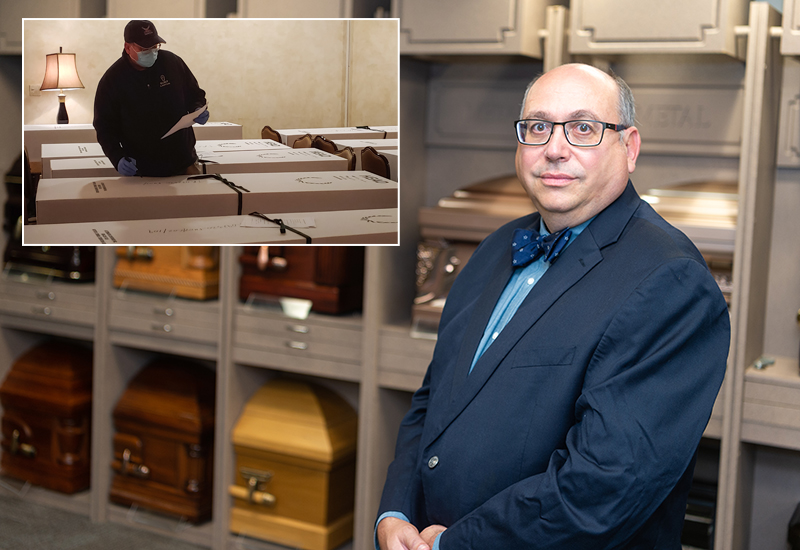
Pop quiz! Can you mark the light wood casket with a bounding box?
[229,379,358,550]
[0,340,93,493]
[113,246,220,300]
[110,359,216,523]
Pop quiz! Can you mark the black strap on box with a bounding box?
[356,125,388,139]
[197,159,218,175]
[187,173,250,215]
[248,211,312,244]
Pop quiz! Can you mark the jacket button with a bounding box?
[428,456,439,469]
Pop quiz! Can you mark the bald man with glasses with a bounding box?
[94,20,209,177]
[376,63,729,550]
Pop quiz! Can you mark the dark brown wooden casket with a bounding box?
[110,359,215,523]
[0,340,93,493]
[229,379,358,550]
[4,154,95,281]
[239,246,364,314]
[113,246,220,300]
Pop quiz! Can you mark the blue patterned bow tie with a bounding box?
[511,226,573,267]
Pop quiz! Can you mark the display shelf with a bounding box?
[376,325,434,392]
[0,273,95,330]
[108,290,221,360]
[741,355,800,450]
[0,474,91,516]
[106,501,215,548]
[232,306,363,383]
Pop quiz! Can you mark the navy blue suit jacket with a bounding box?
[378,182,730,549]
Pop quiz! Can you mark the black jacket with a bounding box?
[93,49,206,177]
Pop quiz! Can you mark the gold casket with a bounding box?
[229,379,358,550]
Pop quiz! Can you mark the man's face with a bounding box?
[515,64,640,231]
[124,42,160,63]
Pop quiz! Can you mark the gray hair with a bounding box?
[519,67,636,130]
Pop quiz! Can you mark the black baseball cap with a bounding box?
[124,20,166,48]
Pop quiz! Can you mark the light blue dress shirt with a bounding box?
[376,217,592,550]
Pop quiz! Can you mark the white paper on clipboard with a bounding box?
[161,104,208,139]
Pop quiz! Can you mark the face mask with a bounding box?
[134,49,158,68]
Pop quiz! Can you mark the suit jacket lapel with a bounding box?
[448,247,515,401]
[428,181,643,446]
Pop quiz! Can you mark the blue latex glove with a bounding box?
[194,109,210,125]
[118,157,138,176]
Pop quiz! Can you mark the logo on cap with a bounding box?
[142,25,153,35]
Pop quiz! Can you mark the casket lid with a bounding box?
[232,379,357,465]
[419,174,534,243]
[0,340,92,411]
[113,359,215,436]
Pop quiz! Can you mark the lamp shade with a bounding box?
[40,48,85,91]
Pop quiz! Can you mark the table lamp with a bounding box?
[39,47,84,124]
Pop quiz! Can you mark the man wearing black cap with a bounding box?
[93,20,209,177]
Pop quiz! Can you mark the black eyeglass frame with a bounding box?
[514,119,629,148]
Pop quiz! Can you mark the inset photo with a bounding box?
[22,18,399,245]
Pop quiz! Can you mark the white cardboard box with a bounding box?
[24,124,98,167]
[195,139,289,153]
[25,122,243,169]
[276,126,387,146]
[197,148,346,174]
[40,142,106,178]
[370,125,398,138]
[50,157,119,179]
[24,208,399,245]
[193,122,243,140]
[35,171,398,225]
[46,145,342,178]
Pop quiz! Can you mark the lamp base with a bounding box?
[56,94,69,124]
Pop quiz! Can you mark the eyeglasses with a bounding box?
[132,43,161,54]
[514,119,628,147]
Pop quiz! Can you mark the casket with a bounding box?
[0,340,93,493]
[229,378,358,550]
[414,174,531,336]
[641,181,737,304]
[110,359,215,523]
[2,153,95,281]
[113,246,220,300]
[239,246,364,314]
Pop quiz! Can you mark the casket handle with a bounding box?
[10,429,37,458]
[256,246,288,272]
[118,448,151,479]
[230,467,276,506]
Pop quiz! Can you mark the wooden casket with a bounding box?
[113,246,220,300]
[110,359,215,523]
[239,246,364,314]
[229,379,358,550]
[3,154,95,281]
[0,340,93,493]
